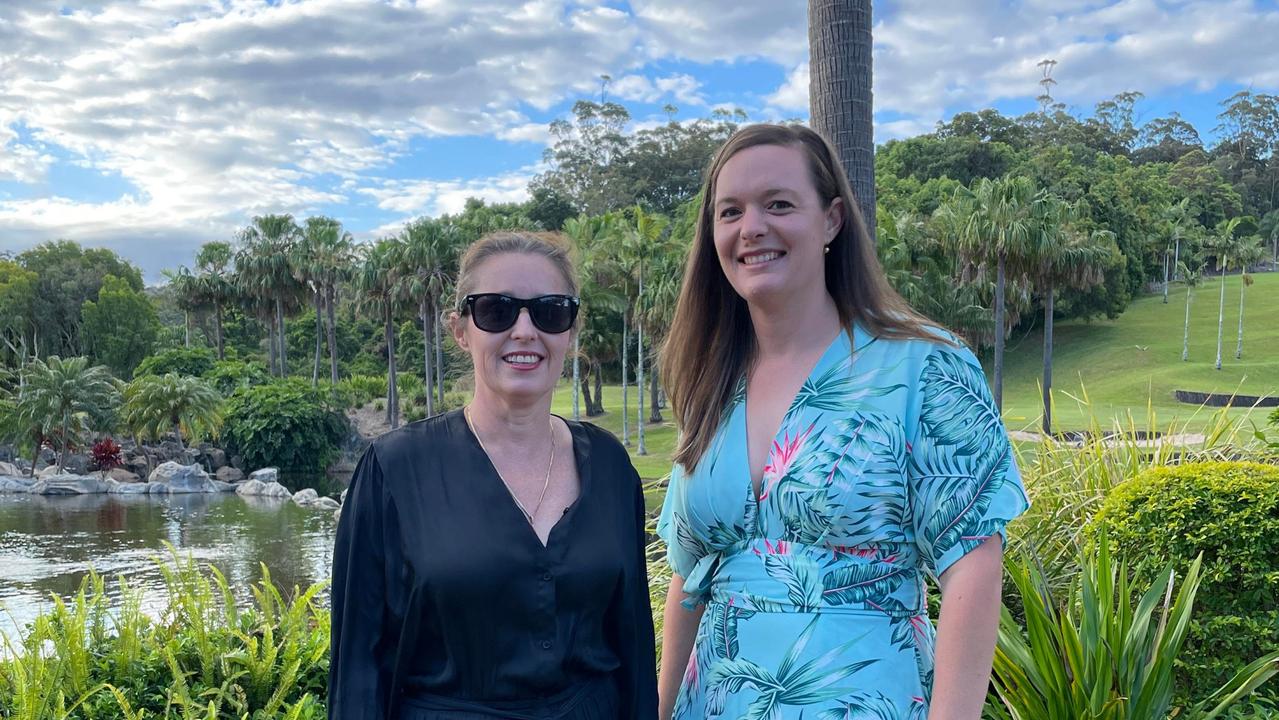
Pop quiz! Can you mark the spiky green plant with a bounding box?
[17,355,119,470]
[120,373,223,452]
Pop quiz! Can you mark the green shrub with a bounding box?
[133,347,216,379]
[440,390,470,413]
[0,547,327,719]
[222,379,347,476]
[1090,461,1279,702]
[203,358,270,396]
[336,374,385,406]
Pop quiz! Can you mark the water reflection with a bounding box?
[0,492,337,641]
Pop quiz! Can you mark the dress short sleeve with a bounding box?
[656,461,703,580]
[907,344,1030,580]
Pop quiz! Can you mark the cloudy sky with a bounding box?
[2,0,1278,283]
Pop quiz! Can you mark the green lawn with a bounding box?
[548,271,1279,492]
[999,271,1279,434]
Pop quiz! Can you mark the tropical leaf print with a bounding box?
[919,452,1010,559]
[917,349,1003,459]
[707,601,758,661]
[820,562,911,607]
[818,692,906,720]
[674,512,713,560]
[792,358,907,415]
[763,553,823,611]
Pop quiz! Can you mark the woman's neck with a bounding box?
[466,391,555,447]
[748,291,844,362]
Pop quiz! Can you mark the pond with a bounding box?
[0,491,337,643]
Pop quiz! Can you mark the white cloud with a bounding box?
[610,72,706,106]
[358,166,540,227]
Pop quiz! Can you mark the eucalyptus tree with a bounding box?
[1027,195,1114,434]
[940,175,1038,408]
[1178,257,1204,362]
[1233,235,1266,359]
[236,214,303,377]
[397,217,460,416]
[18,356,119,471]
[194,242,235,360]
[120,373,222,452]
[617,206,669,455]
[0,259,37,374]
[1205,218,1243,370]
[355,238,406,428]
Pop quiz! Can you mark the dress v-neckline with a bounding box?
[738,329,858,517]
[460,412,591,551]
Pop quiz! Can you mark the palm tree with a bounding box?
[1027,195,1113,434]
[165,267,203,348]
[294,217,355,388]
[618,206,669,456]
[1206,218,1242,370]
[641,237,688,423]
[355,238,405,428]
[809,0,875,237]
[563,215,618,420]
[1178,257,1204,362]
[1233,235,1266,359]
[120,373,222,452]
[1161,199,1193,303]
[236,215,302,377]
[19,356,119,471]
[194,242,235,360]
[942,176,1038,408]
[397,218,460,417]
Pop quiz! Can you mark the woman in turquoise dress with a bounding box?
[657,125,1029,720]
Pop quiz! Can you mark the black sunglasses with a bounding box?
[461,293,580,334]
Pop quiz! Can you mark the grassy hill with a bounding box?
[550,271,1279,484]
[999,270,1279,433]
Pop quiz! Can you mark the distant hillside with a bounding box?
[998,270,1279,432]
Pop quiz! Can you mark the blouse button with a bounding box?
[541,640,553,650]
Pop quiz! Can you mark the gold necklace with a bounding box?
[464,406,555,526]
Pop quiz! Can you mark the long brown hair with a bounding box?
[660,124,950,473]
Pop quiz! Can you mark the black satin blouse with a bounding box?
[328,410,657,720]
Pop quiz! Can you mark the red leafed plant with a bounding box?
[90,437,123,475]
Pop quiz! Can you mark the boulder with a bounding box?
[109,480,152,494]
[249,467,279,484]
[207,449,228,470]
[211,480,237,493]
[0,461,21,477]
[311,496,340,512]
[292,488,320,506]
[215,466,244,483]
[62,453,90,475]
[235,479,292,498]
[108,467,141,483]
[36,464,63,478]
[30,473,108,495]
[0,476,35,493]
[148,462,217,493]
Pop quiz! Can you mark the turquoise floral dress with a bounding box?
[658,327,1029,720]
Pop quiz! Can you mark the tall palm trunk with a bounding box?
[1173,238,1181,281]
[809,0,875,237]
[993,254,1006,409]
[1182,286,1193,362]
[327,285,340,386]
[1215,267,1226,371]
[1235,277,1246,359]
[184,312,191,348]
[649,355,662,423]
[592,363,604,415]
[213,301,225,360]
[422,296,435,417]
[621,312,630,446]
[312,295,322,387]
[385,307,399,429]
[276,297,288,376]
[434,312,444,406]
[636,320,646,455]
[267,315,278,376]
[1161,251,1170,303]
[1041,284,1053,435]
[172,418,185,453]
[59,411,69,471]
[572,332,581,420]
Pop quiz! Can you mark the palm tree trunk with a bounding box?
[1215,268,1226,370]
[1182,288,1192,362]
[592,363,604,415]
[422,297,435,417]
[808,0,875,238]
[276,297,288,377]
[1162,251,1170,303]
[184,311,191,348]
[637,317,646,456]
[327,285,339,386]
[29,432,41,477]
[386,308,399,429]
[993,254,1006,409]
[214,301,225,360]
[580,359,595,416]
[1041,284,1053,435]
[649,354,662,423]
[312,296,323,387]
[59,411,69,471]
[1173,238,1181,281]
[1235,277,1246,359]
[267,315,278,376]
[172,420,184,453]
[434,313,444,406]
[621,312,630,446]
[572,331,581,421]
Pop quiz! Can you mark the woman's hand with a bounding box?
[928,535,1004,720]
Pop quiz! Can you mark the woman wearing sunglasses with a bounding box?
[330,231,658,720]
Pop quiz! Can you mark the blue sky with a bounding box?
[2,0,1278,283]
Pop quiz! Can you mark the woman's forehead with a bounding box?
[470,252,571,294]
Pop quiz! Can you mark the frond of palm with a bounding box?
[18,356,120,459]
[353,238,404,316]
[121,374,223,445]
[396,218,459,307]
